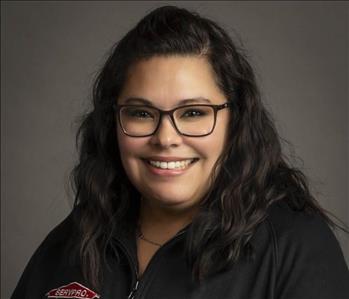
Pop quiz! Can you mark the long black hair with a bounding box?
[70,5,345,289]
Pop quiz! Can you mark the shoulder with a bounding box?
[265,200,336,248]
[11,208,81,298]
[263,200,349,299]
[23,206,81,266]
[35,207,80,257]
[264,200,345,264]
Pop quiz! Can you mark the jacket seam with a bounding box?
[265,218,278,266]
[265,217,279,296]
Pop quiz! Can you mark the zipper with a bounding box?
[116,228,188,299]
[127,280,139,299]
[113,238,139,288]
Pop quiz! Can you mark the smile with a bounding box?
[147,159,197,170]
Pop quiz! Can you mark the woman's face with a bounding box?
[116,56,230,213]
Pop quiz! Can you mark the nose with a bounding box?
[149,115,183,148]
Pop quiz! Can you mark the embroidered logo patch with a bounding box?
[46,282,100,299]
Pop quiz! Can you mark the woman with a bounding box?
[12,5,349,299]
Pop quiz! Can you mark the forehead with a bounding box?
[118,55,226,107]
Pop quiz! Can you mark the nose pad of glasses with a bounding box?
[154,115,181,136]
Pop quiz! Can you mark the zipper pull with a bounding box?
[127,280,139,299]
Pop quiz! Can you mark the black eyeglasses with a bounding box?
[113,102,230,137]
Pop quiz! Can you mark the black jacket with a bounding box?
[11,201,349,299]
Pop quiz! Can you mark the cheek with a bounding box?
[192,126,228,190]
[116,129,145,170]
[117,126,141,153]
[117,139,144,187]
[191,128,228,161]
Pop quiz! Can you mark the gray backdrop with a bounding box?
[2,1,348,298]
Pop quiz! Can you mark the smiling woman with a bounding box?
[116,56,231,276]
[11,5,349,299]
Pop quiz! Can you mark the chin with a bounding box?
[143,189,199,209]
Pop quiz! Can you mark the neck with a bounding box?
[138,198,198,244]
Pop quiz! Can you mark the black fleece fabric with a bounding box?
[11,200,349,299]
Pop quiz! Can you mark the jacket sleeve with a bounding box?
[274,211,349,299]
[11,242,44,299]
[11,209,78,299]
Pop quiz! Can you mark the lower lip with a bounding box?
[143,160,197,176]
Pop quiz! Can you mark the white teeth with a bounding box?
[148,159,195,170]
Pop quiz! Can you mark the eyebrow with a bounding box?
[123,97,212,106]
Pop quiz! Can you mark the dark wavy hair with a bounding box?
[70,5,345,289]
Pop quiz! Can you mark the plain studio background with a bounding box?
[1,1,348,298]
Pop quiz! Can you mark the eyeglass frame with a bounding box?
[113,102,231,137]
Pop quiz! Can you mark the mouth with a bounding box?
[143,158,200,170]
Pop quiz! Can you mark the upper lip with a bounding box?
[143,156,198,162]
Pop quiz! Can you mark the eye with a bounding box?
[181,108,207,118]
[124,107,154,119]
